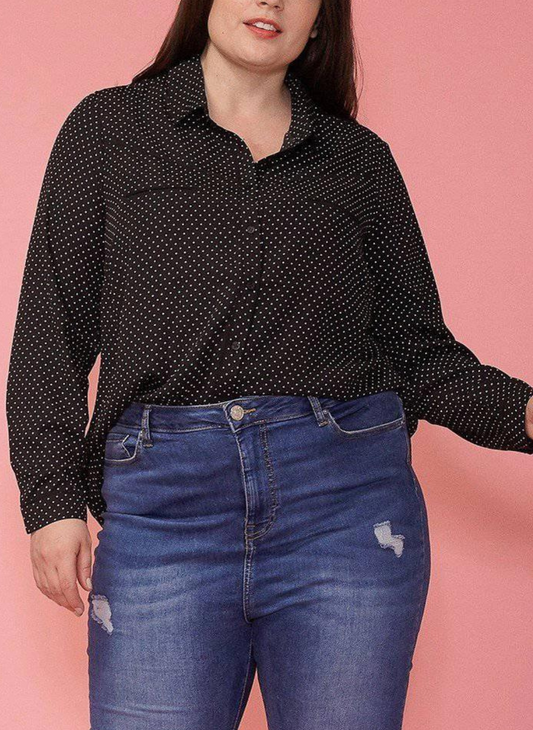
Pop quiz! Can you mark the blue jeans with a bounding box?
[88,390,431,730]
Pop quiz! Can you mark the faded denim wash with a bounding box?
[88,390,431,730]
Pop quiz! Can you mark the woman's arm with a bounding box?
[6,91,106,535]
[365,139,533,453]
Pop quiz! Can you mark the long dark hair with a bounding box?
[131,0,362,121]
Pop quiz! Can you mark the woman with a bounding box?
[7,0,533,728]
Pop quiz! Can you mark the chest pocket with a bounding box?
[265,164,374,223]
[305,172,373,220]
[111,147,242,199]
[122,167,242,199]
[103,146,246,300]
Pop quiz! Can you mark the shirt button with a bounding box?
[246,225,257,233]
[231,341,241,350]
[245,281,256,291]
[230,404,245,421]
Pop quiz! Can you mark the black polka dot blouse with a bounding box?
[6,51,533,534]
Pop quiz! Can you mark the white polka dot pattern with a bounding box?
[6,52,533,534]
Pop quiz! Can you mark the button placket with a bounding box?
[212,174,261,383]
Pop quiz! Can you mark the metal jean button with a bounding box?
[230,404,245,421]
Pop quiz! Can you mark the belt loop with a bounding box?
[307,396,329,427]
[140,405,153,447]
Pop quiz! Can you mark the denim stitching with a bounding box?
[103,429,143,464]
[141,405,153,447]
[260,422,280,512]
[112,410,316,434]
[246,424,279,541]
[233,429,255,624]
[242,539,254,625]
[324,410,405,439]
[307,395,329,426]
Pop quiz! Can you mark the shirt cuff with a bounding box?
[501,380,533,454]
[19,465,88,534]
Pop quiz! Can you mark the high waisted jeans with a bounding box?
[88,390,431,730]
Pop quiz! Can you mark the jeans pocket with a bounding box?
[104,429,143,465]
[323,391,405,440]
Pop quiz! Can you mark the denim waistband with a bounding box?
[114,394,351,435]
[113,391,402,440]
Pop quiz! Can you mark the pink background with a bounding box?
[1,1,532,728]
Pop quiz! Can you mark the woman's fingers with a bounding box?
[53,559,85,615]
[77,536,93,592]
[30,518,92,615]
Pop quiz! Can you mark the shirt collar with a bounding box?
[163,51,318,151]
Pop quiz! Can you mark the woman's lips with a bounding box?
[243,22,282,40]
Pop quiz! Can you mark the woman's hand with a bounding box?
[526,395,533,440]
[30,519,93,616]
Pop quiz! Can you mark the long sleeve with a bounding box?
[6,91,106,534]
[365,140,533,454]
